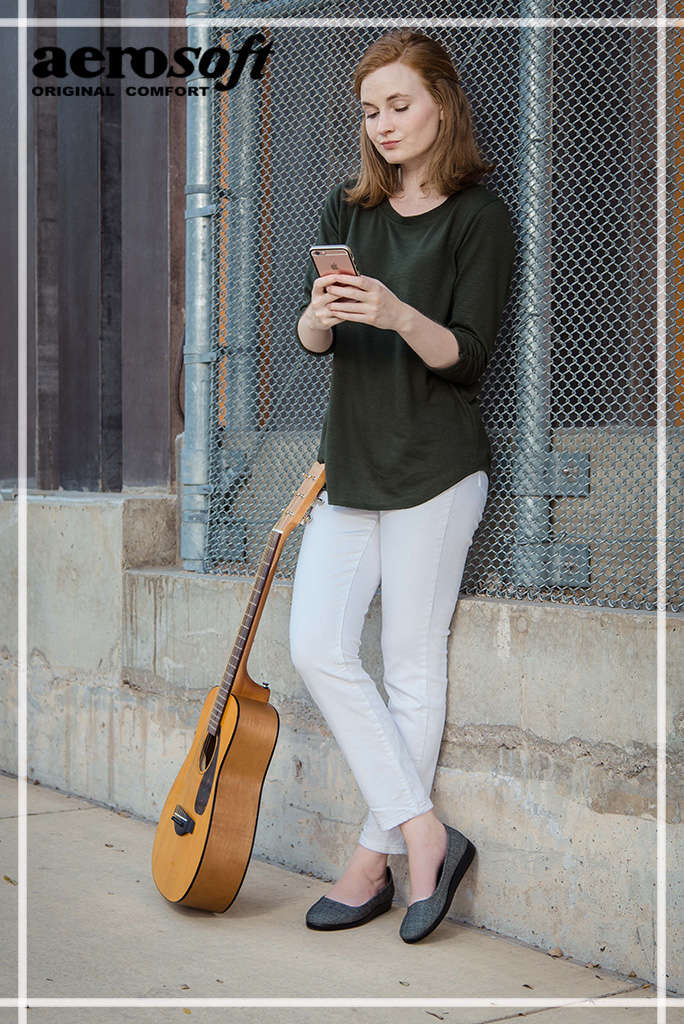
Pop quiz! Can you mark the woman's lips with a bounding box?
[381,140,400,149]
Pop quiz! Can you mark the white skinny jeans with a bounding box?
[289,471,488,855]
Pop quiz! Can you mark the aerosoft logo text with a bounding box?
[31,33,273,96]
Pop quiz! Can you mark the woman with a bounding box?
[289,28,515,943]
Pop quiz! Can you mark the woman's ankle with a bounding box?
[326,846,389,906]
[398,812,448,904]
[399,810,446,849]
[347,843,389,881]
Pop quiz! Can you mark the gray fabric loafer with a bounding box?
[306,867,394,931]
[399,825,475,944]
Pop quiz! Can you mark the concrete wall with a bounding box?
[1,493,682,991]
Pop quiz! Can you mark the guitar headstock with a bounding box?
[275,462,326,538]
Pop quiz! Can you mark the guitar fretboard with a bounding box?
[207,528,282,735]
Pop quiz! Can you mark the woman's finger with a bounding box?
[328,300,368,314]
[317,272,360,287]
[326,285,364,299]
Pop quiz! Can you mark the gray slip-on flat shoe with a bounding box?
[306,867,394,931]
[399,825,475,944]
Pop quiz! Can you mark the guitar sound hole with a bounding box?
[199,732,217,773]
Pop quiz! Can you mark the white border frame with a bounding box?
[10,7,678,1021]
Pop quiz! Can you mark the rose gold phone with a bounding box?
[309,244,360,278]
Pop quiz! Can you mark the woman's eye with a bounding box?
[364,106,408,120]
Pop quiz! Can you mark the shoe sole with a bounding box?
[401,839,476,944]
[306,899,393,931]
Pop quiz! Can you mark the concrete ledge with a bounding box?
[1,494,682,991]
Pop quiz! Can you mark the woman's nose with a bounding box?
[377,108,394,133]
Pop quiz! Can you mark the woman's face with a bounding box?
[360,61,442,175]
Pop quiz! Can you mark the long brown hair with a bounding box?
[345,29,494,208]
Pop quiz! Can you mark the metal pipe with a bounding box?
[224,20,264,436]
[512,0,554,586]
[181,0,215,569]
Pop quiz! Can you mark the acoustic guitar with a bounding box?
[152,461,326,912]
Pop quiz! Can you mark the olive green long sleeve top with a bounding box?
[297,179,515,510]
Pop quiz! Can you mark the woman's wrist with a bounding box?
[395,301,460,370]
[298,307,334,353]
[304,304,326,331]
[394,300,416,338]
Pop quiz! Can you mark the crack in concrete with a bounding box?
[120,675,202,704]
[2,806,99,819]
[472,986,648,1023]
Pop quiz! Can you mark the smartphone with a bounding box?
[309,244,360,278]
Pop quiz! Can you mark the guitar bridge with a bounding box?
[171,804,195,836]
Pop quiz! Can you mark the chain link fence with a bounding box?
[198,2,683,613]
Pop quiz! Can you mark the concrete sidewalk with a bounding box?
[0,773,676,1024]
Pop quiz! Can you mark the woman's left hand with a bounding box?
[324,274,407,333]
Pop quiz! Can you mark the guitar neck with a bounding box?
[203,461,325,733]
[207,527,284,733]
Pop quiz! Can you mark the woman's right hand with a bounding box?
[306,274,351,329]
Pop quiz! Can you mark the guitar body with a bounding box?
[152,677,279,912]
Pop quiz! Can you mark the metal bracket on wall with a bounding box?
[512,541,591,589]
[511,451,590,497]
[182,509,209,524]
[183,484,213,495]
[184,204,217,219]
[183,349,218,364]
[510,450,591,587]
[182,484,213,529]
[546,451,590,496]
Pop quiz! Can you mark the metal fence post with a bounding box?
[512,0,554,586]
[225,20,262,438]
[181,0,215,569]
